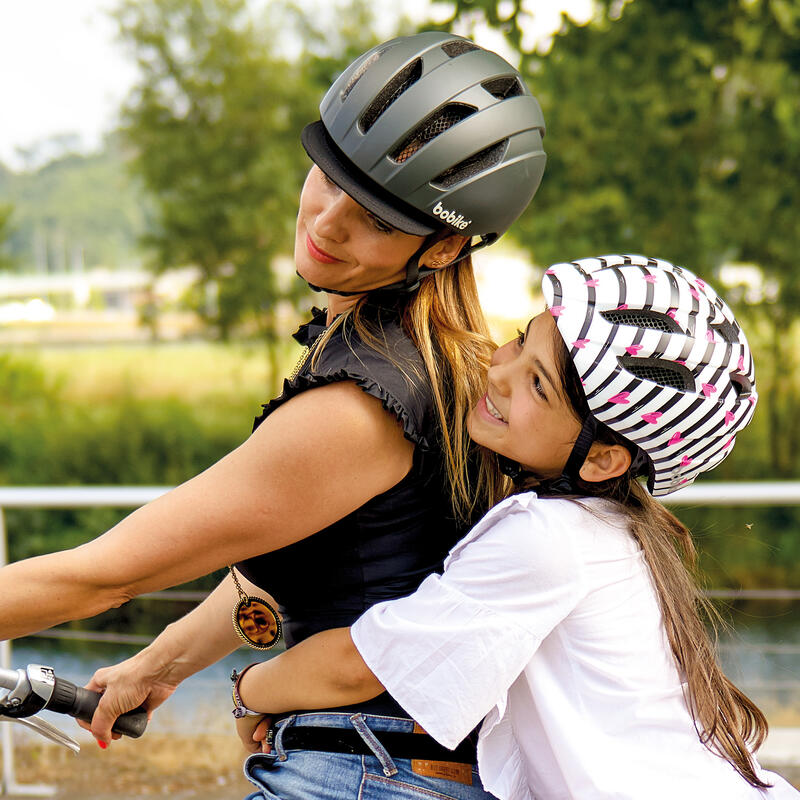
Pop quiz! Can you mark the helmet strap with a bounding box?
[298,232,499,297]
[500,415,599,496]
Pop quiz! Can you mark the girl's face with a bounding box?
[295,166,427,294]
[468,312,582,477]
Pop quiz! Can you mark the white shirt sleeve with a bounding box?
[350,495,586,749]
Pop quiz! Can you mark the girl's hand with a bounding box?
[236,714,272,754]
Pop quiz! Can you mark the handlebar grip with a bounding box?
[47,677,149,738]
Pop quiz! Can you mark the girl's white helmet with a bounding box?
[542,255,757,496]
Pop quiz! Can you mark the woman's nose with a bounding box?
[313,194,356,243]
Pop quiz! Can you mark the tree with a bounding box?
[441,0,800,476]
[115,0,392,388]
[0,137,148,271]
[0,204,16,270]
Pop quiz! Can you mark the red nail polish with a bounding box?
[97,740,107,750]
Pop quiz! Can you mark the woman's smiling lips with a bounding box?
[306,235,342,264]
[477,393,507,425]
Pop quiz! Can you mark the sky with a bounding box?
[0,0,592,171]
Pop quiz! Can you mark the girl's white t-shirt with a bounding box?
[351,492,799,800]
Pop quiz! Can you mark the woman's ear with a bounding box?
[419,235,470,270]
[579,442,632,484]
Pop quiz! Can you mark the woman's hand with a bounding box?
[236,714,272,754]
[77,649,179,745]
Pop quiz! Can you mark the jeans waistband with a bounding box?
[267,712,477,778]
[276,711,417,733]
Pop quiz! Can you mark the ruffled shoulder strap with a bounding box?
[253,305,435,450]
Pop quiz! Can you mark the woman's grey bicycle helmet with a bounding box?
[302,31,546,263]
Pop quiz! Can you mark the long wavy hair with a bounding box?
[312,255,506,523]
[517,323,770,788]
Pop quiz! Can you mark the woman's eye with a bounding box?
[516,328,526,347]
[367,214,395,235]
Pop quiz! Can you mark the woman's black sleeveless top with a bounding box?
[236,300,467,717]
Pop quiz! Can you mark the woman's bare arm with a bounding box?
[0,381,413,640]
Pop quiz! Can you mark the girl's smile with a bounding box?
[468,312,582,479]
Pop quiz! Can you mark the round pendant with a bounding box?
[232,596,282,650]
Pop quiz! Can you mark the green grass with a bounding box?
[26,340,299,410]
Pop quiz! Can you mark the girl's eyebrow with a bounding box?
[524,318,535,338]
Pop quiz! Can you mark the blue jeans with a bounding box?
[242,712,496,800]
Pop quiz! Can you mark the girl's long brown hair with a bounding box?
[313,256,505,523]
[522,324,770,788]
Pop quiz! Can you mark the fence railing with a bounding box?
[2,482,800,795]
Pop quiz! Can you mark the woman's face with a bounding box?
[468,312,582,477]
[295,166,427,293]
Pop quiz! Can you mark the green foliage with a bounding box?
[0,203,16,269]
[0,351,251,600]
[115,0,378,343]
[443,0,800,476]
[0,138,148,270]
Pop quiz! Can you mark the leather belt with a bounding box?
[279,727,477,764]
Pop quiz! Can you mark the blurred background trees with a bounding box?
[1,0,799,593]
[443,0,800,477]
[0,203,15,270]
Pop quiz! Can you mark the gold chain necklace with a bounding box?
[287,333,323,382]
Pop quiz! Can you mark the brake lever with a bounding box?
[1,714,81,753]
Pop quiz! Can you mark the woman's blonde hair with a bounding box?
[312,256,507,523]
[515,325,770,788]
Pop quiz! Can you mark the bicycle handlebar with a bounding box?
[0,665,148,738]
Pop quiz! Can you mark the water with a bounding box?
[5,602,799,741]
[7,639,282,741]
[716,602,800,721]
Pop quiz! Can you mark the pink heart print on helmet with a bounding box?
[542,254,757,496]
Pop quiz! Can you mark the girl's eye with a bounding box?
[533,375,547,400]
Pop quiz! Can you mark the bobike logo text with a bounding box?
[432,201,471,230]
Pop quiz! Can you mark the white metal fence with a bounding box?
[2,482,800,795]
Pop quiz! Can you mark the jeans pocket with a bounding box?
[243,753,283,800]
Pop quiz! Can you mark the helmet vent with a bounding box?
[620,356,695,391]
[360,58,423,133]
[432,140,507,188]
[441,40,480,58]
[601,309,682,333]
[390,103,476,163]
[710,318,739,344]
[730,372,753,399]
[341,48,388,101]
[482,76,524,99]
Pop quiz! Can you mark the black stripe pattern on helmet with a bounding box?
[540,254,758,496]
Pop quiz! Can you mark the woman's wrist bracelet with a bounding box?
[231,662,262,718]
